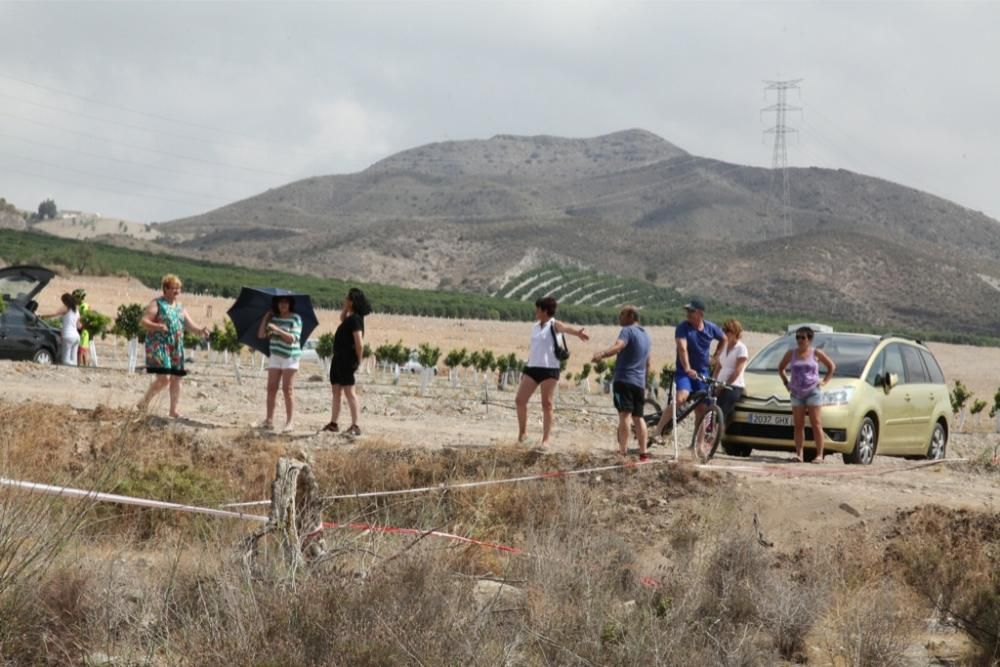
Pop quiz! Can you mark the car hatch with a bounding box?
[0,265,56,305]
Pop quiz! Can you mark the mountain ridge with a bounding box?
[150,129,1000,334]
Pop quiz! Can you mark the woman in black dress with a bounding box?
[323,287,371,435]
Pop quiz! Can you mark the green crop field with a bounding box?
[2,229,997,345]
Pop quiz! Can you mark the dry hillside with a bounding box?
[101,129,1000,335]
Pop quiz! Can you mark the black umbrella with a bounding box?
[226,287,320,356]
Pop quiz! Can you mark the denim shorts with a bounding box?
[790,386,822,407]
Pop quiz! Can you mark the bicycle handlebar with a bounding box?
[696,374,734,392]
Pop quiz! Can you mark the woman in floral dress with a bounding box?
[138,274,210,418]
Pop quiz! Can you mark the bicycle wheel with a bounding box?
[691,405,724,463]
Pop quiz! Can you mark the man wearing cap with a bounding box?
[652,298,724,440]
[592,305,652,461]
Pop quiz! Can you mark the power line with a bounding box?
[0,87,333,164]
[0,72,298,149]
[762,78,802,235]
[0,164,214,208]
[0,130,267,190]
[0,110,293,178]
[0,90,251,154]
[0,150,226,204]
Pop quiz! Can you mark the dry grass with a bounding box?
[3,400,1000,665]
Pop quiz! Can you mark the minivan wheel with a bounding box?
[32,348,55,365]
[721,443,752,457]
[925,423,947,460]
[844,416,877,465]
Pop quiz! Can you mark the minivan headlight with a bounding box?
[820,386,854,406]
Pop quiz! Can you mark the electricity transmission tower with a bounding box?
[762,79,802,235]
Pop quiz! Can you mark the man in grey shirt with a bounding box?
[592,305,652,461]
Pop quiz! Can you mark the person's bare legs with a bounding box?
[343,385,359,427]
[633,415,648,456]
[617,412,631,456]
[654,388,689,437]
[792,405,806,461]
[808,405,824,461]
[168,376,183,418]
[139,375,170,411]
[539,379,557,446]
[264,368,281,426]
[514,376,538,443]
[331,384,343,424]
[280,369,296,428]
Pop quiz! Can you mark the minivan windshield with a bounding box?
[746,333,879,379]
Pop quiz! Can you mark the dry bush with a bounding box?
[821,581,919,667]
[887,505,1000,665]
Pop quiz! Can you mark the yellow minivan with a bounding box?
[722,332,950,464]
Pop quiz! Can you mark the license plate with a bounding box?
[746,412,792,426]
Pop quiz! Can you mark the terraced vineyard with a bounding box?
[4,229,996,344]
[498,266,686,312]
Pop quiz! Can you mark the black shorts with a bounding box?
[523,366,560,384]
[613,382,645,417]
[330,360,357,386]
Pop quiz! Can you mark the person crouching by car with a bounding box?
[258,296,302,432]
[42,293,81,366]
[323,287,372,436]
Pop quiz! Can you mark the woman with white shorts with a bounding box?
[258,296,302,432]
[43,292,81,365]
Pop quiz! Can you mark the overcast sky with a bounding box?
[0,1,997,223]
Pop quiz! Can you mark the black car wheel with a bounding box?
[721,443,752,457]
[32,347,55,365]
[844,416,877,465]
[925,422,947,460]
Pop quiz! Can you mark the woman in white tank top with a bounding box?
[514,296,590,447]
[713,319,749,425]
[42,292,82,366]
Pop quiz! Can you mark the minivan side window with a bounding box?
[882,344,906,383]
[918,348,946,384]
[900,345,930,383]
[865,349,885,386]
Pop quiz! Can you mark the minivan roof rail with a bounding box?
[878,333,924,345]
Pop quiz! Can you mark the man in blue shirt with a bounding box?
[652,298,724,440]
[592,305,652,460]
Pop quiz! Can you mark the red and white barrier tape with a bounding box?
[222,455,968,509]
[221,457,666,508]
[0,476,268,523]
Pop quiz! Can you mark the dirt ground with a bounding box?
[37,272,1000,400]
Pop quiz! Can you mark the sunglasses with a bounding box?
[795,334,811,341]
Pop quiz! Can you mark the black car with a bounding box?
[0,265,62,364]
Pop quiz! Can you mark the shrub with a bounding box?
[316,332,335,360]
[112,302,145,341]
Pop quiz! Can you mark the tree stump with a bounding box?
[243,457,323,576]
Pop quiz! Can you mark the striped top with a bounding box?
[269,314,302,359]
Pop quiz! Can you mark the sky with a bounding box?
[0,1,997,223]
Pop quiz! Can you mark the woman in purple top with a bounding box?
[778,326,836,463]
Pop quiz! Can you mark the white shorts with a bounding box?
[268,355,300,370]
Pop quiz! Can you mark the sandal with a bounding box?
[345,424,361,437]
[322,422,339,433]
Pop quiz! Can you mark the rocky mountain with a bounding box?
[157,129,1000,335]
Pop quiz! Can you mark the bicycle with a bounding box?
[642,370,732,463]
